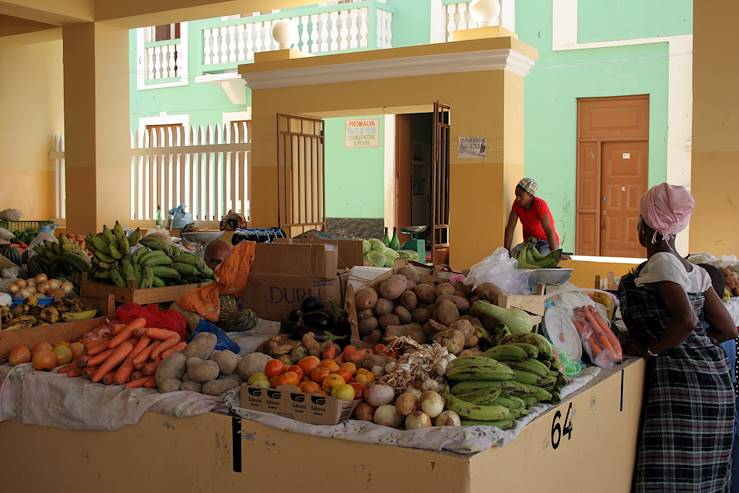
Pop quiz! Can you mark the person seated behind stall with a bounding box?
[617,183,738,492]
[204,239,233,271]
[504,178,560,256]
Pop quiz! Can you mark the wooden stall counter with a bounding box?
[0,359,645,493]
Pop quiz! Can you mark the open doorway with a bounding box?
[277,103,450,265]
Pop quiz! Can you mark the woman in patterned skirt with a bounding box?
[618,183,737,492]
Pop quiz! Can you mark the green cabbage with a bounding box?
[367,250,386,267]
[384,248,400,267]
[397,250,419,262]
[362,239,371,255]
[369,238,385,251]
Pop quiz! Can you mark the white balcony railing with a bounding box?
[136,24,189,89]
[443,0,515,42]
[201,1,392,69]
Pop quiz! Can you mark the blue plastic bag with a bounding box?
[191,319,240,353]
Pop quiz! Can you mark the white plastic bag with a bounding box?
[463,248,530,294]
[27,227,57,259]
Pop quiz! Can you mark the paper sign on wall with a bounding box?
[458,136,486,158]
[345,119,379,148]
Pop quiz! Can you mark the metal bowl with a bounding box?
[181,231,223,245]
[527,268,574,287]
[400,225,427,235]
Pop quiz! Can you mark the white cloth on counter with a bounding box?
[0,315,602,455]
[225,366,601,455]
[0,319,280,431]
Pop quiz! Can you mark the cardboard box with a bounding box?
[243,243,342,321]
[273,238,364,269]
[240,384,359,425]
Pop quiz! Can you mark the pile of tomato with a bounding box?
[253,344,394,401]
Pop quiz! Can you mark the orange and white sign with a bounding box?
[344,119,379,148]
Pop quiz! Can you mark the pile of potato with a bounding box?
[155,333,246,396]
[354,267,501,356]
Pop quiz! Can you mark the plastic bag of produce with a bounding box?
[0,209,21,221]
[191,319,240,353]
[572,305,622,369]
[463,247,530,294]
[0,227,14,241]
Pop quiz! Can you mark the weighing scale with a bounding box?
[400,226,427,264]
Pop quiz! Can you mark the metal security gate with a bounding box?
[432,102,451,265]
[277,114,325,237]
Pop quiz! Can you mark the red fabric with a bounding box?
[512,197,560,243]
[116,303,187,339]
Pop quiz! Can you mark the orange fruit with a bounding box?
[319,359,340,373]
[297,356,321,376]
[322,373,345,392]
[340,362,357,375]
[310,366,331,384]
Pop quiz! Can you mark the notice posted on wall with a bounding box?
[458,136,486,158]
[345,119,380,148]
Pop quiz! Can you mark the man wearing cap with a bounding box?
[504,178,560,255]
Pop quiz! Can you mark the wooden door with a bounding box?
[576,96,648,257]
[395,114,412,241]
[600,142,648,257]
[276,114,325,237]
[431,102,451,265]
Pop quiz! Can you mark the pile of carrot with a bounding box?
[573,305,623,368]
[57,317,186,388]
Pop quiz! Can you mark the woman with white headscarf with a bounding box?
[618,183,737,492]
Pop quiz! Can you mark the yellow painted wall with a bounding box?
[245,38,536,270]
[0,30,63,221]
[690,0,739,255]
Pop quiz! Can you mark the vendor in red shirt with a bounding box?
[504,178,560,255]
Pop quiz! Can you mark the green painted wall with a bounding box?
[387,0,431,48]
[578,0,692,43]
[128,22,249,132]
[516,0,690,252]
[324,116,385,218]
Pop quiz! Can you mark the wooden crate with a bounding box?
[80,272,212,305]
[345,263,460,345]
[0,295,115,359]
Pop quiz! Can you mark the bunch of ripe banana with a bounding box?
[28,235,91,278]
[512,239,563,269]
[443,332,569,429]
[87,222,215,288]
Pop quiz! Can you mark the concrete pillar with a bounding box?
[62,22,130,233]
[690,0,739,255]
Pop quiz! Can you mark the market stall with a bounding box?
[0,218,655,493]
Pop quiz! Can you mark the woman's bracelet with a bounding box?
[646,347,659,358]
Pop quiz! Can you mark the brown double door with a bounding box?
[576,96,649,258]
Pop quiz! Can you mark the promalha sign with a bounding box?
[344,118,379,148]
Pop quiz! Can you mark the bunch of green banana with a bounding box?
[444,336,570,429]
[87,223,214,288]
[512,239,562,269]
[30,238,91,278]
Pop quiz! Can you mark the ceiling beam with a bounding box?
[0,0,93,25]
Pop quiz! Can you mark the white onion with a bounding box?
[434,410,461,427]
[18,289,31,300]
[371,365,384,379]
[405,386,423,399]
[373,404,402,428]
[384,361,398,373]
[420,391,445,418]
[354,403,375,422]
[364,383,395,408]
[37,281,50,294]
[26,279,36,288]
[15,279,27,289]
[395,392,418,417]
[421,378,441,392]
[61,281,74,294]
[26,286,36,295]
[433,358,449,376]
[8,284,19,295]
[48,279,62,290]
[405,411,432,429]
[34,274,48,284]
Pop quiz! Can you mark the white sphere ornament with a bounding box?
[272,19,298,50]
[469,0,501,26]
